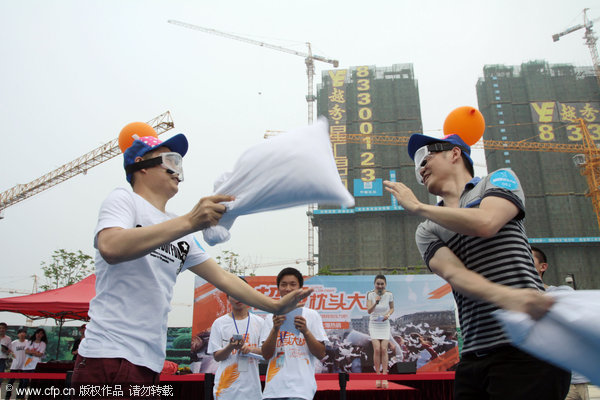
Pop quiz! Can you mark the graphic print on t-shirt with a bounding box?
[267,352,283,383]
[135,224,190,273]
[215,363,240,398]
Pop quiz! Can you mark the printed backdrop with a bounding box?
[191,275,458,373]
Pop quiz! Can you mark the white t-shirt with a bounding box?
[260,307,327,400]
[79,188,211,372]
[23,341,46,371]
[9,339,28,370]
[0,335,11,360]
[207,313,264,400]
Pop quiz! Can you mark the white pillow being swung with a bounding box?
[202,117,354,245]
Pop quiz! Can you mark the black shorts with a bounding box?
[454,346,571,400]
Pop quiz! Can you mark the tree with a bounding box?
[40,249,94,291]
[215,250,255,276]
[317,265,347,275]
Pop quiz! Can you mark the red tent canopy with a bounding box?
[0,274,95,321]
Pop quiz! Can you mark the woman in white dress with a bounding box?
[367,274,394,388]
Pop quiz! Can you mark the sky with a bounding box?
[0,0,596,327]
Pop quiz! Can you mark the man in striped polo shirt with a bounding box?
[383,133,571,400]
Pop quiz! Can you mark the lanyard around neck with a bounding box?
[232,311,250,340]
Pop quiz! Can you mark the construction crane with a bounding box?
[168,19,340,276]
[552,8,600,88]
[250,258,309,271]
[330,118,600,231]
[0,288,30,295]
[0,111,174,216]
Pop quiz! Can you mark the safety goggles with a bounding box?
[125,152,184,182]
[413,142,458,184]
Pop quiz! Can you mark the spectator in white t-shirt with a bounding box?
[208,277,264,400]
[13,328,47,398]
[260,267,327,400]
[5,327,28,400]
[23,328,47,371]
[0,322,11,373]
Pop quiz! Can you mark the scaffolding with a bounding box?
[477,61,600,288]
[314,64,428,273]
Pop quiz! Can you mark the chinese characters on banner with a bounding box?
[192,275,459,373]
[530,102,600,142]
[326,66,385,198]
[355,66,377,186]
[327,69,349,189]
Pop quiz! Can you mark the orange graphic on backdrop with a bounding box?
[418,346,459,372]
[193,276,277,336]
[428,283,452,299]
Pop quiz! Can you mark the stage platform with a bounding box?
[316,377,419,400]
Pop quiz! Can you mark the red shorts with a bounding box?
[70,355,160,399]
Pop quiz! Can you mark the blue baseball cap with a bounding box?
[408,133,473,168]
[123,134,188,182]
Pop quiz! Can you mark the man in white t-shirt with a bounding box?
[0,322,11,372]
[260,267,327,400]
[208,278,264,400]
[71,129,313,394]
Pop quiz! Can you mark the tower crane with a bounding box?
[552,8,600,88]
[330,118,600,231]
[250,258,309,271]
[0,288,30,295]
[168,19,340,276]
[0,111,174,216]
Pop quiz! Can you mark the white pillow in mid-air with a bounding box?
[203,117,354,246]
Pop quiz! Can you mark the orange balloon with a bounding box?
[443,106,485,146]
[118,122,158,153]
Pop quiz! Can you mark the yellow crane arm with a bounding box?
[0,111,174,214]
[330,133,587,153]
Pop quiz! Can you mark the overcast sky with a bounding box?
[0,0,595,326]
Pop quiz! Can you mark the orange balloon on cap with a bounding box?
[443,106,485,146]
[118,122,158,153]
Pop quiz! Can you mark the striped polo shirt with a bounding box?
[415,169,544,355]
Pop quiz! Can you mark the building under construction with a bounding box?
[477,60,600,289]
[314,61,600,288]
[314,64,432,274]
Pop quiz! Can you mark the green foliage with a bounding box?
[390,265,429,275]
[171,327,191,336]
[45,330,75,361]
[172,333,192,349]
[165,327,193,367]
[317,265,346,275]
[318,265,429,276]
[215,250,255,276]
[166,356,191,366]
[40,249,94,291]
[167,348,191,357]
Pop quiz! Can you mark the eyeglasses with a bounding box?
[413,143,459,185]
[125,152,184,182]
